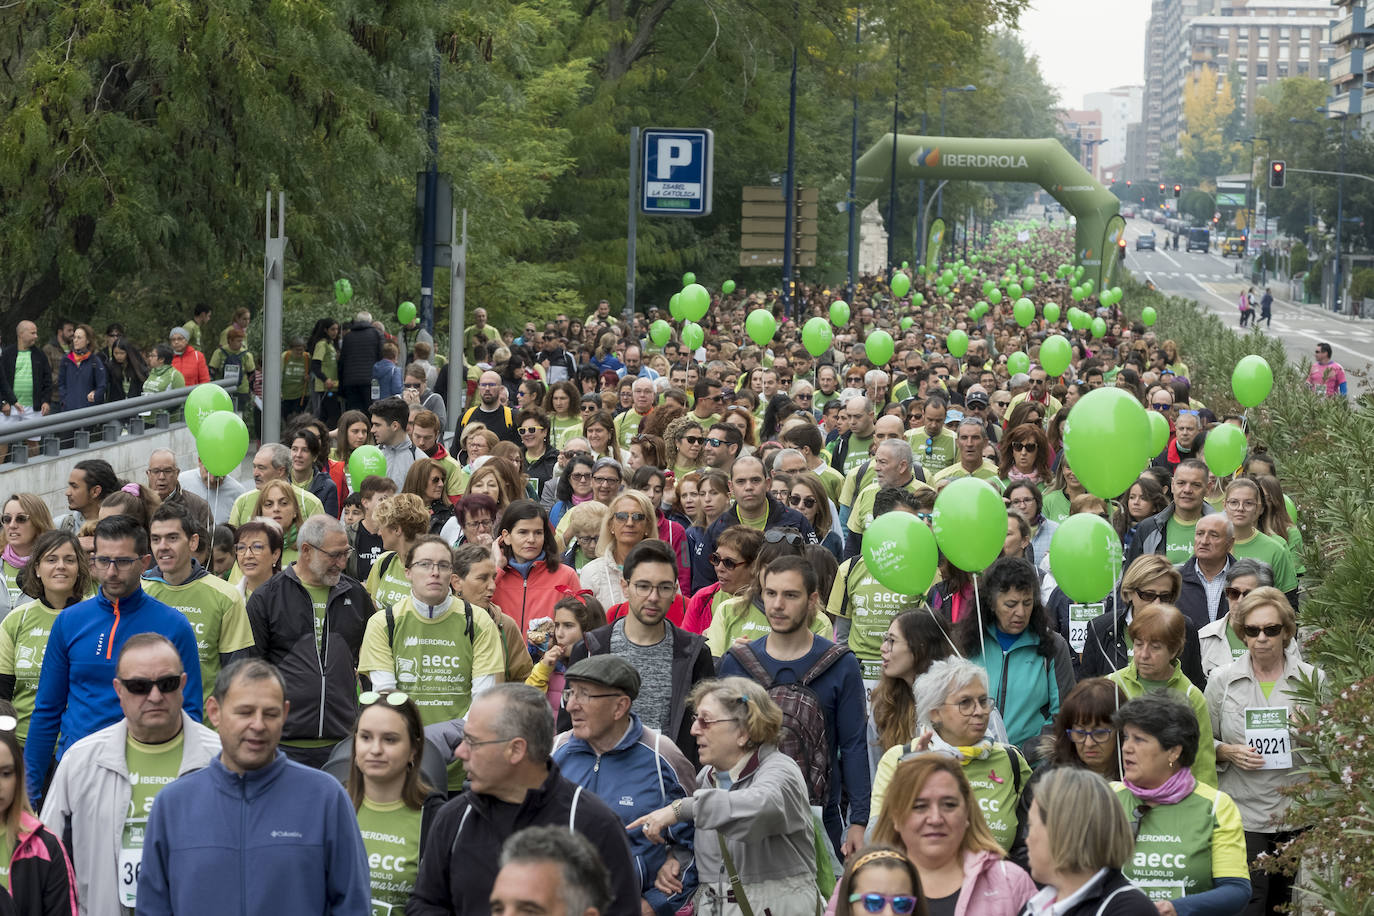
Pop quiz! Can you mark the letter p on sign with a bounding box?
[657,140,692,178]
[640,128,713,216]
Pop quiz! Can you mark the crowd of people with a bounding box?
[0,221,1327,916]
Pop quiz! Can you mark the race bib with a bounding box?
[1068,603,1101,654]
[119,845,143,907]
[1245,707,1292,770]
[222,363,241,387]
[1131,878,1187,902]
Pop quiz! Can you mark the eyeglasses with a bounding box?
[592,475,622,486]
[478,381,501,389]
[1178,409,1200,416]
[1150,402,1173,411]
[569,471,592,483]
[1224,586,1252,602]
[517,426,543,435]
[465,517,494,530]
[629,580,677,599]
[147,467,178,477]
[305,544,351,564]
[944,694,993,715]
[1010,441,1037,452]
[849,894,919,915]
[764,529,802,545]
[709,553,744,571]
[795,393,812,401]
[1,514,30,525]
[1067,726,1115,745]
[575,535,599,550]
[564,687,620,704]
[1243,623,1285,638]
[235,543,269,555]
[460,731,513,749]
[118,675,182,695]
[680,435,704,445]
[691,713,740,728]
[409,560,453,574]
[92,555,143,571]
[1224,499,1258,511]
[360,690,410,707]
[1132,588,1172,603]
[613,511,647,523]
[788,495,817,509]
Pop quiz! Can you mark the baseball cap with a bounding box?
[966,388,989,407]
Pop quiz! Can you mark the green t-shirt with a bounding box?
[847,479,934,535]
[1284,524,1305,577]
[144,573,257,705]
[838,464,878,514]
[364,553,413,614]
[930,461,1005,493]
[305,583,331,653]
[1231,530,1298,593]
[142,365,185,395]
[0,600,60,741]
[615,408,651,450]
[703,594,831,658]
[208,346,257,395]
[1041,490,1071,525]
[1113,781,1248,902]
[312,340,339,393]
[123,731,185,909]
[908,428,957,476]
[1,560,21,608]
[356,798,424,912]
[281,350,311,400]
[826,558,926,679]
[1164,515,1200,565]
[551,415,583,449]
[737,508,768,531]
[841,436,873,475]
[964,745,1031,851]
[12,350,32,408]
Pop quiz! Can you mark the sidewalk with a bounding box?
[1204,278,1368,325]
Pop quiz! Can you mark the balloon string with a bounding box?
[1111,564,1124,783]
[973,572,984,664]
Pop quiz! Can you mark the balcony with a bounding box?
[1330,7,1370,44]
[1332,47,1365,84]
[1324,90,1362,117]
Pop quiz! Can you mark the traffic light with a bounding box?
[1269,160,1286,189]
[1158,183,1165,194]
[1118,237,1127,258]
[1173,184,1182,198]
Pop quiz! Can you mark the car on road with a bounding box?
[1220,236,1246,258]
[1186,227,1210,253]
[1136,231,1156,251]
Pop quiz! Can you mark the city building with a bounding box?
[1327,0,1372,130]
[1084,86,1144,182]
[1057,109,1105,179]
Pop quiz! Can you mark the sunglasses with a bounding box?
[709,553,743,570]
[1011,441,1037,452]
[704,437,730,447]
[764,529,802,545]
[360,690,410,707]
[1132,588,1172,603]
[517,426,543,435]
[118,675,182,695]
[849,895,919,915]
[680,435,704,445]
[1224,587,1252,602]
[581,404,598,412]
[1151,402,1173,411]
[613,511,647,522]
[1243,623,1285,638]
[1,514,29,525]
[788,495,817,509]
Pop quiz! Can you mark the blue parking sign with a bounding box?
[641,128,714,217]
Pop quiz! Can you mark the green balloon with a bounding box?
[1284,494,1297,521]
[195,411,250,477]
[900,317,913,330]
[682,272,696,286]
[932,478,1008,573]
[334,278,353,305]
[1040,335,1071,377]
[863,511,939,595]
[1007,352,1030,376]
[1013,298,1035,327]
[348,444,388,490]
[830,300,851,327]
[1023,277,1035,292]
[1044,304,1061,324]
[902,261,909,269]
[1148,409,1170,455]
[972,302,988,319]
[185,384,234,437]
[1141,306,1157,326]
[1048,514,1124,603]
[918,265,928,275]
[649,320,672,348]
[745,309,776,347]
[1232,355,1273,407]
[988,289,1003,305]
[802,317,833,357]
[669,293,686,321]
[892,273,911,299]
[1091,317,1107,339]
[983,280,995,295]
[680,284,711,321]
[722,280,736,295]
[681,321,705,351]
[1204,423,1248,478]
[397,301,417,325]
[1110,286,1123,302]
[913,293,925,307]
[866,330,895,366]
[1062,387,1152,498]
[946,330,969,358]
[1008,282,1023,299]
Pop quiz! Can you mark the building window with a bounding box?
[1278,61,1289,77]
[1257,61,1268,77]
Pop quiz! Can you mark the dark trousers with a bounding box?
[340,383,371,413]
[281,743,335,769]
[1244,829,1301,916]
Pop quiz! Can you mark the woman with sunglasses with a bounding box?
[549,452,598,528]
[1197,561,1295,678]
[996,424,1051,491]
[1112,693,1249,915]
[0,532,91,744]
[515,408,558,495]
[1205,587,1323,916]
[683,526,763,635]
[1,495,54,608]
[832,846,925,916]
[346,690,447,911]
[543,381,584,449]
[789,472,841,559]
[664,417,705,481]
[1079,555,1203,686]
[578,490,658,611]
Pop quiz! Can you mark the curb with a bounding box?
[1203,279,1369,325]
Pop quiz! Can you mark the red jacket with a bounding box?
[494,559,583,632]
[655,513,691,595]
[681,583,723,634]
[605,594,688,629]
[171,347,210,387]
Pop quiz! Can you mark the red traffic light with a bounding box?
[1173,184,1182,198]
[1269,160,1286,189]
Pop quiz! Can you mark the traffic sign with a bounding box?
[641,129,714,216]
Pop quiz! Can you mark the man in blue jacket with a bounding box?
[553,656,697,915]
[136,659,370,916]
[25,515,202,803]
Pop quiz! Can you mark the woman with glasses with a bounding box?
[683,526,763,635]
[0,531,91,743]
[1205,587,1323,916]
[871,658,1032,853]
[1198,560,1295,678]
[703,528,830,656]
[543,381,584,449]
[549,452,598,528]
[1003,483,1056,570]
[628,677,822,916]
[515,408,558,495]
[869,754,1035,916]
[586,457,625,508]
[232,520,282,599]
[1,495,54,608]
[664,417,705,481]
[402,458,454,536]
[958,558,1076,752]
[492,499,581,632]
[788,472,842,559]
[579,490,658,610]
[1106,602,1217,787]
[1223,478,1298,607]
[1112,693,1249,914]
[581,410,622,463]
[364,494,433,612]
[1079,554,1201,685]
[556,502,608,572]
[346,690,447,910]
[997,424,1051,490]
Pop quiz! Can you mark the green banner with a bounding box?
[1099,214,1126,291]
[926,218,946,271]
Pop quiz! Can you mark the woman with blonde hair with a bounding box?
[465,461,518,513]
[364,493,432,610]
[578,489,659,610]
[581,409,622,463]
[248,479,300,560]
[558,501,609,571]
[1080,553,1204,689]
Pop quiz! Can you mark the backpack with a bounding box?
[727,642,851,806]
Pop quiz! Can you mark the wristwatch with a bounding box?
[671,798,683,821]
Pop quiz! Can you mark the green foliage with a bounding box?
[1179,189,1215,225]
[1122,278,1374,914]
[1305,262,1323,301]
[1348,268,1374,303]
[1289,241,1309,275]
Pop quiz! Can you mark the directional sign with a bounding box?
[641,128,714,217]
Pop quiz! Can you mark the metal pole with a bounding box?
[1336,118,1346,312]
[781,12,799,319]
[261,191,286,446]
[916,98,927,264]
[447,208,467,440]
[419,54,440,335]
[887,38,900,270]
[938,93,947,218]
[846,6,860,304]
[626,127,639,325]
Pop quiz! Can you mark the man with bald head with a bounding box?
[456,369,518,444]
[829,394,874,476]
[146,450,213,531]
[1178,514,1237,630]
[614,377,656,449]
[692,455,819,587]
[0,319,53,460]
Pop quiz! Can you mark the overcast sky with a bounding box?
[1017,0,1152,108]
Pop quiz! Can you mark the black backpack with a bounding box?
[728,642,850,806]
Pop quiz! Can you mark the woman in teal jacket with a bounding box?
[957,557,1077,750]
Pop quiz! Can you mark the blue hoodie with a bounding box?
[24,585,202,800]
[137,752,371,916]
[553,714,698,915]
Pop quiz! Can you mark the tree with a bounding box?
[1174,66,1245,185]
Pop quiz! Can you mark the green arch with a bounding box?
[856,135,1122,289]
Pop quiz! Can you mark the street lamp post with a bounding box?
[937,85,976,217]
[1246,134,1270,282]
[1317,107,1350,312]
[887,36,901,270]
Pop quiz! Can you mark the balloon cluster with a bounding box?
[186,385,249,477]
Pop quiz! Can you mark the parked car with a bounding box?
[1136,231,1156,251]
[1220,236,1246,257]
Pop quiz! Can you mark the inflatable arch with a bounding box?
[856,135,1125,289]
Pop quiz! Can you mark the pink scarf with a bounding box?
[1,544,29,570]
[1124,765,1196,805]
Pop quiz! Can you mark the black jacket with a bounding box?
[0,346,52,409]
[1015,868,1156,916]
[1176,555,1232,633]
[523,446,559,495]
[1079,592,1206,690]
[691,495,818,588]
[245,566,374,742]
[406,760,639,916]
[564,621,715,768]
[338,320,383,386]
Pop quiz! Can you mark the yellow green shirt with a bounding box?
[122,731,185,908]
[356,798,424,910]
[0,600,61,741]
[704,594,832,657]
[143,572,257,706]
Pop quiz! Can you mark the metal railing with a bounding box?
[0,379,236,466]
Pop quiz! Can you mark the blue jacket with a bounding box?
[137,752,370,916]
[968,624,1076,749]
[25,586,202,800]
[553,715,697,915]
[371,359,402,400]
[57,350,107,412]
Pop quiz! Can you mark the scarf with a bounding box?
[68,348,91,366]
[1124,765,1195,806]
[1006,467,1041,483]
[571,491,594,506]
[928,729,994,765]
[1,544,30,569]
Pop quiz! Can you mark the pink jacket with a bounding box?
[656,513,691,594]
[682,583,722,634]
[824,850,1033,916]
